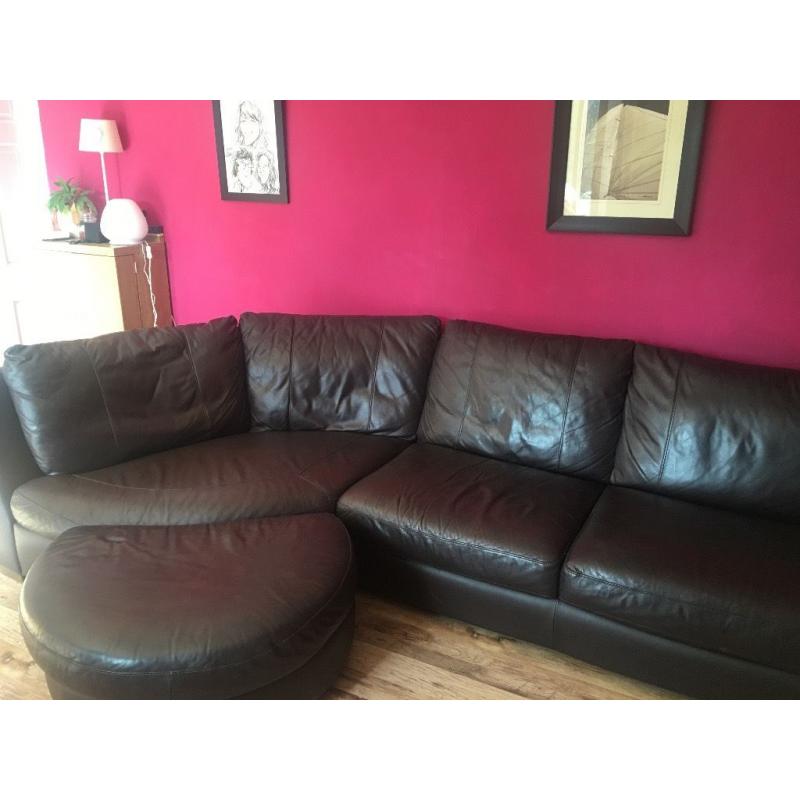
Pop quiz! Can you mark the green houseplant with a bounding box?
[47,178,97,237]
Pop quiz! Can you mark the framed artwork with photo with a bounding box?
[212,100,288,203]
[547,100,706,235]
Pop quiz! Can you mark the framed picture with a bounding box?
[212,100,288,203]
[547,100,706,235]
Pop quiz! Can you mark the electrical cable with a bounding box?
[140,242,158,327]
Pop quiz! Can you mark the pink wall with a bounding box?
[38,100,800,369]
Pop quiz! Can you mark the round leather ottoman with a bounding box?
[19,514,355,699]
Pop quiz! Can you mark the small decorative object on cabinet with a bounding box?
[47,178,97,238]
[100,198,149,245]
[8,234,173,346]
[547,100,706,235]
[78,118,149,245]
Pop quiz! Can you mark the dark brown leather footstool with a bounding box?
[19,514,355,699]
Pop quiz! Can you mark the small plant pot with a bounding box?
[54,206,82,238]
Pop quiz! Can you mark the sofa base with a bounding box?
[355,546,557,647]
[45,607,355,700]
[553,602,800,699]
[25,523,800,699]
[13,523,51,576]
[356,548,800,699]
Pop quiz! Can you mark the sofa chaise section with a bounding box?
[11,430,406,570]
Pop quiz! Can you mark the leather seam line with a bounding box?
[63,474,320,493]
[80,342,120,450]
[180,328,214,432]
[350,511,561,568]
[456,328,483,446]
[72,474,249,491]
[657,356,683,482]
[554,485,607,598]
[366,320,385,433]
[564,566,759,623]
[556,342,582,472]
[39,437,389,494]
[366,550,557,600]
[11,490,83,530]
[292,472,336,506]
[20,539,354,679]
[286,317,294,430]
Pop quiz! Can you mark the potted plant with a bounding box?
[47,178,97,237]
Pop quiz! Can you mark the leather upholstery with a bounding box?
[2,317,249,475]
[561,486,800,675]
[612,344,800,521]
[554,602,800,700]
[241,313,440,438]
[419,320,633,480]
[46,608,355,700]
[12,430,406,538]
[338,442,603,598]
[20,515,355,699]
[355,545,558,647]
[12,523,51,577]
[0,370,42,575]
[7,308,800,699]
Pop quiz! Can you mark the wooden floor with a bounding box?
[0,570,677,700]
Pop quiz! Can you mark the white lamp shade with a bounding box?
[100,199,147,244]
[79,119,123,153]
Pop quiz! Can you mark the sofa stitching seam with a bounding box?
[564,566,758,623]
[12,489,83,529]
[366,320,386,433]
[33,437,381,496]
[556,342,582,472]
[456,328,482,446]
[349,510,559,568]
[69,474,256,492]
[180,328,213,431]
[286,316,295,430]
[363,550,557,599]
[81,342,120,450]
[657,356,683,482]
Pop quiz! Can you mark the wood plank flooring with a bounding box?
[0,570,678,700]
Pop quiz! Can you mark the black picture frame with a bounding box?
[212,100,288,203]
[546,100,706,235]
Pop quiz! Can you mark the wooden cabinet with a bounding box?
[9,234,173,345]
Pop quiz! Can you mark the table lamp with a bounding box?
[79,118,147,245]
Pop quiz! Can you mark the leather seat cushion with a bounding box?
[11,430,406,538]
[338,443,603,598]
[561,486,800,674]
[19,515,355,699]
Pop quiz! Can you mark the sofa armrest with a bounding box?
[0,368,42,575]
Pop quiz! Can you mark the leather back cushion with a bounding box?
[240,313,440,438]
[418,320,634,480]
[612,344,800,520]
[2,317,249,475]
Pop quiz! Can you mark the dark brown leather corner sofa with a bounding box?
[2,312,799,699]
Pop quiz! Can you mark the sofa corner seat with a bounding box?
[3,312,441,574]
